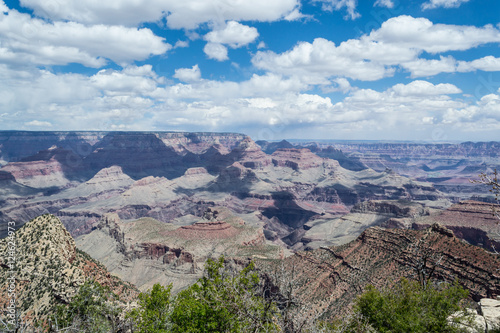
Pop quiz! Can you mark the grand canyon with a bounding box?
[1,131,499,330]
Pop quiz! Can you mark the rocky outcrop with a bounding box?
[258,225,500,321]
[481,298,500,331]
[228,138,272,169]
[169,221,240,240]
[0,214,137,327]
[0,147,86,188]
[76,209,282,292]
[411,200,500,252]
[271,148,338,171]
[0,131,446,249]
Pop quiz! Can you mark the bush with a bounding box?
[128,284,173,333]
[353,278,470,333]
[169,256,279,333]
[52,280,120,332]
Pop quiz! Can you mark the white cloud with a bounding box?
[19,0,300,29]
[370,16,500,54]
[174,40,189,49]
[401,56,458,77]
[457,56,500,72]
[0,8,170,68]
[0,0,7,13]
[402,56,500,77]
[2,61,500,140]
[257,41,267,49]
[205,21,259,48]
[25,120,52,127]
[313,0,360,20]
[252,16,500,81]
[390,80,462,96]
[173,65,202,82]
[90,65,163,95]
[252,38,392,82]
[203,43,229,61]
[374,0,394,8]
[422,0,470,10]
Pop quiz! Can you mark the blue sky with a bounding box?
[1,0,500,141]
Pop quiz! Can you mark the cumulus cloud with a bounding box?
[390,80,462,96]
[252,38,392,82]
[173,65,202,82]
[205,21,259,48]
[313,0,360,19]
[2,59,500,140]
[174,40,189,49]
[0,7,170,68]
[457,56,500,72]
[253,15,500,81]
[402,56,500,77]
[374,0,394,8]
[19,0,300,29]
[0,0,7,12]
[203,43,229,61]
[422,0,470,10]
[369,15,500,54]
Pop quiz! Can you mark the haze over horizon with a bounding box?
[1,0,500,141]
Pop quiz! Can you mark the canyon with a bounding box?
[1,131,500,330]
[1,131,499,297]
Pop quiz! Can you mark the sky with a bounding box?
[1,0,500,142]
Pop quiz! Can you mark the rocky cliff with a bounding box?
[411,200,500,252]
[258,224,500,321]
[76,209,282,292]
[0,132,443,249]
[0,214,137,328]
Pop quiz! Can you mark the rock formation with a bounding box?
[410,200,500,252]
[76,209,282,292]
[0,214,137,328]
[0,131,443,249]
[257,224,500,321]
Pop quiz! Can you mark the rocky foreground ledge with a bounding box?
[0,214,137,327]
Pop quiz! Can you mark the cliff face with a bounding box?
[0,131,247,163]
[76,210,281,292]
[411,200,500,252]
[0,214,137,327]
[259,224,500,320]
[0,131,443,250]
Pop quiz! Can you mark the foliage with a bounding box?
[169,256,279,333]
[127,283,173,333]
[352,278,470,333]
[51,280,120,332]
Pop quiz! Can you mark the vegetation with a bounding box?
[351,278,471,333]
[136,256,279,332]
[128,284,173,333]
[51,280,121,332]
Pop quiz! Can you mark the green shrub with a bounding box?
[170,256,279,333]
[128,283,173,333]
[353,278,470,333]
[52,280,119,332]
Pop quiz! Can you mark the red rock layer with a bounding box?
[271,148,338,171]
[259,224,500,320]
[168,221,240,240]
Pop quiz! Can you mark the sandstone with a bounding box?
[76,209,282,292]
[480,298,500,331]
[449,308,487,333]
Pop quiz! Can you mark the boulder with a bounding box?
[481,298,500,331]
[449,308,486,333]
